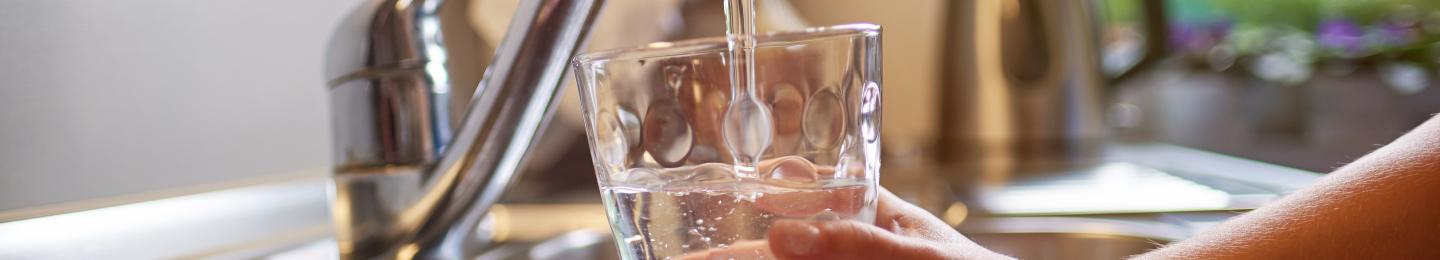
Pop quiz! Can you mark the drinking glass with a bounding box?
[572,23,882,260]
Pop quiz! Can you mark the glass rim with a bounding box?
[572,23,880,65]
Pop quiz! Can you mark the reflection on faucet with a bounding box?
[324,0,604,258]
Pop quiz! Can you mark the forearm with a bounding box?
[1140,116,1440,259]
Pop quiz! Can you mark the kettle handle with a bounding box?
[1109,0,1169,84]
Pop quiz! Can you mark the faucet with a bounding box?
[323,0,604,258]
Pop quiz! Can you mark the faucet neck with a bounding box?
[326,0,605,258]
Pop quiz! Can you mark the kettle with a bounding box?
[936,0,1168,174]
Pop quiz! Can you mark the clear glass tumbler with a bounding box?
[572,24,882,260]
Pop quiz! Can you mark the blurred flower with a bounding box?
[1379,62,1430,95]
[1250,52,1313,85]
[1227,25,1270,54]
[1432,42,1440,64]
[1316,18,1367,57]
[1389,5,1423,27]
[1272,30,1317,61]
[1424,11,1440,34]
[1169,24,1207,53]
[1170,21,1233,56]
[1367,21,1420,47]
[1177,0,1440,82]
[1210,20,1236,38]
[1207,45,1238,71]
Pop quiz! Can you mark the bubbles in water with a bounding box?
[603,180,876,259]
[733,191,763,203]
[810,210,841,221]
[732,191,758,203]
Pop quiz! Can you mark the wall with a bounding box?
[0,0,351,211]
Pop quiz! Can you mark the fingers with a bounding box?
[768,220,949,260]
[875,187,959,239]
[674,240,774,260]
[875,188,917,223]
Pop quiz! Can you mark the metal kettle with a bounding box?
[936,0,1167,173]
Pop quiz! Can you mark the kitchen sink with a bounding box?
[971,233,1162,260]
[961,217,1187,260]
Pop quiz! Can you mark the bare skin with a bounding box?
[763,189,1012,260]
[1138,115,1440,259]
[759,114,1440,259]
[678,189,1014,260]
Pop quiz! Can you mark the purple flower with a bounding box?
[1169,21,1232,54]
[1370,21,1419,46]
[1168,23,1200,50]
[1208,20,1235,37]
[1316,18,1365,55]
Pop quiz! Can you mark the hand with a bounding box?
[765,188,1012,260]
[679,188,1012,260]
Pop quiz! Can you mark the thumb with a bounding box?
[768,220,945,260]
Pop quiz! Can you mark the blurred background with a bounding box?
[7,0,1439,211]
[2,0,1439,258]
[1104,0,1440,171]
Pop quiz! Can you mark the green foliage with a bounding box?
[1208,0,1440,31]
[1210,0,1321,29]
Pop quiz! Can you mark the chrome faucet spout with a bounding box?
[324,0,604,258]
